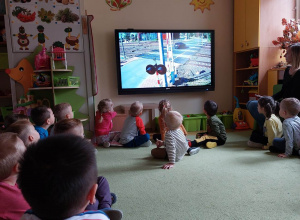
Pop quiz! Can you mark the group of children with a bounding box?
[0,103,120,220]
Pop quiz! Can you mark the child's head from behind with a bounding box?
[53,118,84,138]
[6,120,40,147]
[204,100,218,116]
[290,43,300,69]
[158,99,172,117]
[165,111,183,130]
[130,101,143,117]
[258,96,279,119]
[280,98,300,118]
[31,106,55,127]
[53,103,73,121]
[3,114,29,130]
[97,99,113,113]
[0,132,26,182]
[18,135,98,219]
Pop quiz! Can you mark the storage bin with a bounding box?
[182,114,202,132]
[221,114,233,129]
[54,76,80,87]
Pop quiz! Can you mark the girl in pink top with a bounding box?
[94,99,121,147]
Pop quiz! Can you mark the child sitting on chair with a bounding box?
[31,106,55,139]
[152,111,200,169]
[189,100,227,149]
[119,101,151,148]
[18,135,122,220]
[94,99,122,147]
[0,132,30,219]
[270,98,300,158]
[6,120,40,147]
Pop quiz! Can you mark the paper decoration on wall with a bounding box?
[56,0,75,5]
[64,27,79,50]
[5,58,34,95]
[105,0,132,11]
[38,8,55,23]
[13,26,33,50]
[12,6,36,22]
[13,0,32,3]
[190,0,214,13]
[55,8,79,23]
[33,25,49,47]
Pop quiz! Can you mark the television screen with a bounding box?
[115,29,215,95]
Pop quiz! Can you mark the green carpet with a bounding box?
[95,130,300,220]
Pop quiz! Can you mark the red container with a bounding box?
[251,58,259,67]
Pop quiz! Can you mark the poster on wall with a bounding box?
[7,0,83,52]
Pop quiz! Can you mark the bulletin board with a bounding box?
[7,0,83,52]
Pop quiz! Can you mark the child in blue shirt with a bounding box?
[31,106,55,139]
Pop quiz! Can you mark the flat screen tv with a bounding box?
[115,29,215,95]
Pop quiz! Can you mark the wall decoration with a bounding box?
[190,0,214,13]
[12,6,36,22]
[56,0,75,5]
[33,25,49,47]
[55,8,79,23]
[38,8,55,23]
[105,0,132,11]
[13,26,33,50]
[64,27,79,50]
[13,0,32,3]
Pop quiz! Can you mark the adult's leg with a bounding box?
[246,100,265,130]
[269,138,286,153]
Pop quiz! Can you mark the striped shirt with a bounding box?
[165,128,189,163]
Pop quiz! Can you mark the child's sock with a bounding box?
[206,142,217,149]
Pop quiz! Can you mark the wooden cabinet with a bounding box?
[234,0,259,52]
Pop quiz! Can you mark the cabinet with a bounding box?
[234,0,259,52]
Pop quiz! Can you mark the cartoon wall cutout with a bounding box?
[105,0,132,11]
[5,58,34,95]
[64,27,79,50]
[190,0,214,13]
[55,8,79,23]
[12,6,36,22]
[13,26,32,50]
[56,0,75,5]
[33,25,49,47]
[38,8,55,23]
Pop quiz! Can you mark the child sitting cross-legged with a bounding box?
[0,132,30,220]
[270,98,300,158]
[119,101,152,148]
[18,135,123,220]
[30,106,55,139]
[6,120,40,147]
[189,100,227,149]
[152,111,200,170]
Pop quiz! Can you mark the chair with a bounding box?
[102,209,123,220]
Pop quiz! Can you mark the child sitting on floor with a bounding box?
[270,98,300,158]
[119,101,152,148]
[189,100,227,149]
[30,106,55,139]
[0,132,30,219]
[94,98,122,147]
[1,114,29,131]
[152,111,200,169]
[53,102,74,121]
[18,135,122,220]
[6,120,40,147]
[247,96,282,150]
[53,118,84,138]
[152,99,187,141]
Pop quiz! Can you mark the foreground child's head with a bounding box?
[0,132,26,183]
[279,98,300,118]
[53,103,73,121]
[165,111,183,130]
[18,135,98,219]
[98,99,113,113]
[31,106,55,128]
[53,118,84,138]
[130,101,143,117]
[6,120,40,147]
[258,96,280,119]
[204,100,218,117]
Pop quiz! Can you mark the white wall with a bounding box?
[83,0,233,114]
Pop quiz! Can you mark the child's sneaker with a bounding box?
[110,141,123,147]
[103,142,110,148]
[187,147,200,155]
[206,142,217,149]
[111,192,117,205]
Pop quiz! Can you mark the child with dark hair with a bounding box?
[18,135,122,220]
[189,100,227,149]
[270,98,300,157]
[30,106,55,139]
[2,114,29,131]
[6,120,40,147]
[54,118,84,138]
[247,96,282,149]
[53,102,73,121]
[119,101,151,148]
[0,132,30,219]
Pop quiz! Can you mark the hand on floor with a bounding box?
[162,163,174,169]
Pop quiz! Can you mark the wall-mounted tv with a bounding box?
[115,29,215,95]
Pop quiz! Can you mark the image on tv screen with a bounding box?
[116,30,214,92]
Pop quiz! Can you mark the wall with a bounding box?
[83,0,234,115]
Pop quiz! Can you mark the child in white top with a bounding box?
[247,96,282,150]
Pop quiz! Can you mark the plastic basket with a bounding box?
[182,114,202,132]
[54,76,80,87]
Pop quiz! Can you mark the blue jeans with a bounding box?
[246,100,265,130]
[123,133,150,148]
[270,137,286,153]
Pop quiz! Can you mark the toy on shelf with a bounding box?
[51,42,67,69]
[32,72,51,87]
[243,72,258,86]
[232,96,249,130]
[34,47,50,70]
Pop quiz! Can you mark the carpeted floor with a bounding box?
[95,130,300,220]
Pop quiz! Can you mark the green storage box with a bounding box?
[54,76,80,87]
[182,114,202,132]
[221,114,233,129]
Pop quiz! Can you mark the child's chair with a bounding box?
[51,46,67,70]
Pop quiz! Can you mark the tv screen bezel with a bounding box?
[115,29,215,95]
